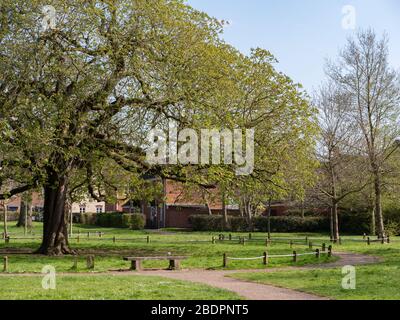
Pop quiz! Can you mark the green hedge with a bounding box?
[79,212,145,230]
[189,213,375,234]
[189,215,330,232]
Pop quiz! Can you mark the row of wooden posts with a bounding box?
[222,245,333,268]
[2,255,97,272]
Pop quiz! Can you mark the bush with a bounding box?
[79,212,97,225]
[254,216,329,233]
[338,212,371,234]
[384,221,400,236]
[129,214,146,230]
[189,215,226,231]
[81,212,145,229]
[189,215,330,232]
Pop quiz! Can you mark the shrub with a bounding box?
[254,216,329,233]
[384,221,400,236]
[339,212,371,234]
[129,214,146,230]
[79,212,97,225]
[189,215,330,232]
[189,215,225,231]
[229,216,250,232]
[93,212,145,229]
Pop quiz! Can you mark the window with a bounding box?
[96,206,103,214]
[79,205,86,214]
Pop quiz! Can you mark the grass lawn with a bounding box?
[0,223,334,273]
[231,237,400,300]
[0,275,241,300]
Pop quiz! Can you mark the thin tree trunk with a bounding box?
[333,202,339,242]
[371,206,376,236]
[222,191,229,230]
[16,195,33,229]
[267,198,272,239]
[2,202,7,239]
[330,207,334,240]
[206,201,212,216]
[374,172,385,238]
[301,201,305,219]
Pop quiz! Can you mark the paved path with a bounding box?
[0,252,381,300]
[135,252,381,300]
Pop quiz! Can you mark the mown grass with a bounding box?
[0,223,334,273]
[0,275,241,300]
[231,236,400,300]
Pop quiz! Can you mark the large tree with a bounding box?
[314,82,370,240]
[0,0,317,255]
[326,30,400,238]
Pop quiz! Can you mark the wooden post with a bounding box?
[322,243,326,252]
[242,238,246,246]
[387,236,391,244]
[71,256,78,270]
[265,238,269,247]
[3,256,8,272]
[290,240,293,248]
[212,236,216,244]
[293,251,297,263]
[367,237,371,245]
[316,249,320,259]
[87,232,90,239]
[309,242,313,249]
[147,236,150,244]
[229,234,232,241]
[113,236,116,243]
[363,233,366,240]
[339,237,342,245]
[86,256,94,269]
[263,252,268,266]
[3,201,8,240]
[328,246,332,258]
[248,233,252,240]
[77,235,80,243]
[305,236,308,244]
[223,253,227,268]
[5,236,9,245]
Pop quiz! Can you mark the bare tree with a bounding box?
[326,29,400,238]
[315,82,370,241]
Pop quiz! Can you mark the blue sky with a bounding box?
[186,0,400,94]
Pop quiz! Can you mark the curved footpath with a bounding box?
[0,252,381,300]
[136,252,381,300]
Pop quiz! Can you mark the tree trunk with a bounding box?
[370,206,376,236]
[374,172,385,238]
[2,202,7,238]
[267,198,272,239]
[205,201,212,216]
[16,196,33,229]
[330,207,334,240]
[37,170,73,255]
[333,202,339,242]
[222,192,229,230]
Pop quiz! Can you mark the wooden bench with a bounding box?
[123,256,188,271]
